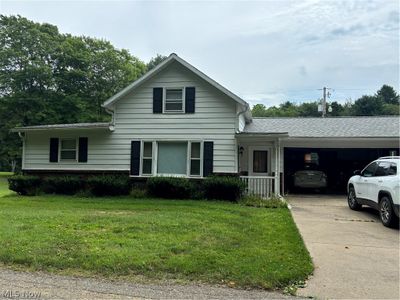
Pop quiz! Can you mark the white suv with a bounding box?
[347,156,399,228]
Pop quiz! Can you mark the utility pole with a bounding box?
[318,87,332,118]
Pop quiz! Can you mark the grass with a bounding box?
[0,178,312,290]
[239,195,288,208]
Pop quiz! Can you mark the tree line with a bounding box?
[0,15,398,171]
[252,85,399,117]
[0,15,167,171]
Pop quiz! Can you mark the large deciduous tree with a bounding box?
[0,15,147,171]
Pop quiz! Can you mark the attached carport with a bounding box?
[283,137,399,193]
[242,116,400,196]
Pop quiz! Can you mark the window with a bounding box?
[376,162,397,176]
[139,141,203,177]
[388,163,397,175]
[376,162,391,176]
[142,142,153,175]
[190,142,201,176]
[60,139,76,160]
[253,150,268,173]
[361,162,378,177]
[165,88,183,112]
[157,142,187,175]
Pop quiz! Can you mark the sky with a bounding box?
[1,0,399,108]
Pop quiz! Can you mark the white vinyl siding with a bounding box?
[22,61,239,173]
[238,113,246,132]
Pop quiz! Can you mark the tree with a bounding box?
[251,104,268,117]
[351,95,385,116]
[147,54,168,71]
[328,101,345,116]
[250,86,399,118]
[376,85,399,105]
[298,102,320,117]
[0,15,147,171]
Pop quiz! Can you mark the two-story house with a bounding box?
[13,54,400,197]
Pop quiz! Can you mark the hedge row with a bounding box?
[8,175,130,197]
[146,176,245,201]
[8,175,246,201]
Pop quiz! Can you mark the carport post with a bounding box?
[274,140,280,196]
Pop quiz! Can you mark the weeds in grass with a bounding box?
[239,195,287,208]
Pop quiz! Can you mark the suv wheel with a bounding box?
[348,186,361,210]
[379,196,398,228]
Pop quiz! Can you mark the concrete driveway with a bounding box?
[288,195,399,300]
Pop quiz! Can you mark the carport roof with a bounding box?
[242,116,400,138]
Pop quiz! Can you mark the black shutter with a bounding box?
[203,141,214,177]
[49,138,59,162]
[153,87,163,113]
[131,141,141,175]
[78,137,88,163]
[185,87,195,113]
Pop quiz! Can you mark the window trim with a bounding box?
[59,138,78,162]
[189,141,203,177]
[140,141,154,176]
[248,146,271,176]
[163,87,185,113]
[138,140,203,177]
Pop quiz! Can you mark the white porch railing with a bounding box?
[240,176,276,198]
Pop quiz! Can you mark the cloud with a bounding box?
[298,66,308,77]
[1,0,398,106]
[243,93,289,108]
[330,24,365,37]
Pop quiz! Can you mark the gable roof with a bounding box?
[242,116,400,138]
[102,53,249,110]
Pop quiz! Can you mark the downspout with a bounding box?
[274,139,279,196]
[18,131,26,171]
[105,107,115,131]
[236,103,250,133]
[236,103,250,174]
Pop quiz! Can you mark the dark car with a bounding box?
[293,164,327,191]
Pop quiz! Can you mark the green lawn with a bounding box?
[0,177,312,289]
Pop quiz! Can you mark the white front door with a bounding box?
[249,146,271,176]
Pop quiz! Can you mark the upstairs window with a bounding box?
[60,139,76,160]
[165,88,183,112]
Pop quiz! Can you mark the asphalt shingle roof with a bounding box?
[12,122,110,132]
[243,116,400,138]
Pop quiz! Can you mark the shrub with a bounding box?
[147,176,195,199]
[130,187,147,198]
[202,176,245,202]
[42,176,83,195]
[87,175,131,196]
[8,175,41,196]
[239,195,287,208]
